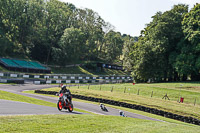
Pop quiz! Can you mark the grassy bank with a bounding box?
[1,115,200,133]
[42,82,200,119]
[51,66,128,75]
[0,65,129,75]
[0,90,56,107]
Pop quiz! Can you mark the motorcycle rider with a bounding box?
[119,110,126,117]
[99,103,108,111]
[99,103,105,109]
[59,85,72,105]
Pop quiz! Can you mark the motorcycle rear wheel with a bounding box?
[68,103,73,112]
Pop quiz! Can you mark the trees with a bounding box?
[1,0,199,82]
[179,3,200,80]
[122,35,137,72]
[52,27,86,65]
[30,0,75,63]
[25,0,48,62]
[0,0,124,65]
[76,8,105,60]
[0,19,14,57]
[130,4,189,82]
[0,0,48,58]
[154,4,188,81]
[128,3,200,82]
[102,31,124,63]
[0,0,27,56]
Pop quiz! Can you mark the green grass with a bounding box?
[0,66,9,72]
[0,90,56,107]
[0,65,129,76]
[50,66,91,75]
[93,68,129,75]
[42,82,200,119]
[0,115,200,133]
[50,66,128,75]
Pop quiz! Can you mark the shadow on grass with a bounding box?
[59,110,86,115]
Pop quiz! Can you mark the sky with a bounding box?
[59,0,199,37]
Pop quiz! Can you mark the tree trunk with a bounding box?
[174,71,179,81]
[164,71,167,82]
[191,72,200,81]
[182,74,187,81]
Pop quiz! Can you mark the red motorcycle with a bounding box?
[57,93,73,112]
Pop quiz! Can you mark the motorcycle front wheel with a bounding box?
[57,101,62,111]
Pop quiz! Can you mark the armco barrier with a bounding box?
[0,72,132,84]
[33,79,130,84]
[0,72,132,81]
[0,79,24,84]
[35,90,200,126]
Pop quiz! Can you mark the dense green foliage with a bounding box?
[1,1,199,81]
[0,0,128,65]
[127,4,200,82]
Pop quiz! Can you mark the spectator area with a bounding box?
[0,58,51,73]
[29,61,47,70]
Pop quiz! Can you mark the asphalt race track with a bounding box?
[0,83,163,122]
[0,99,83,115]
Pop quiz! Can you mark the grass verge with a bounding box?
[1,115,200,133]
[0,90,56,108]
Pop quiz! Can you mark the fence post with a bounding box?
[78,85,79,89]
[111,86,113,92]
[137,89,140,95]
[100,85,101,91]
[194,98,196,106]
[127,88,130,95]
[88,85,90,90]
[124,87,126,93]
[177,96,179,103]
[151,91,153,97]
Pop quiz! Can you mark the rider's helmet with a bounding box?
[61,85,66,90]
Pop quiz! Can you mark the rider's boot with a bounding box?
[67,98,72,105]
[69,99,72,104]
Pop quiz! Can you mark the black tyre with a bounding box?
[68,103,73,112]
[57,101,62,111]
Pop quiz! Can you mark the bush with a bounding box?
[84,63,96,70]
